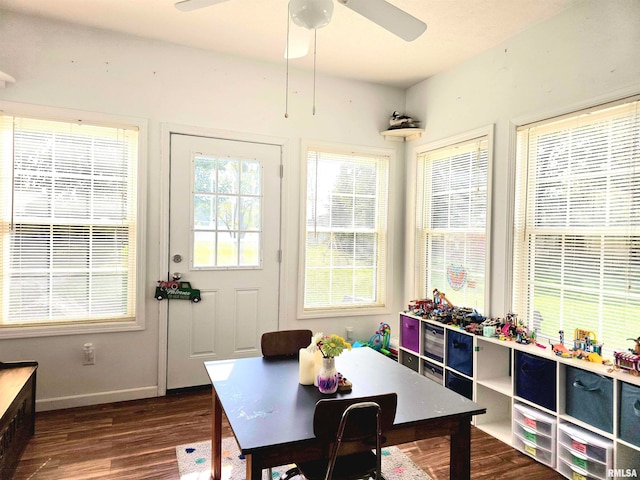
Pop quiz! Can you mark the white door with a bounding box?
[167,133,282,389]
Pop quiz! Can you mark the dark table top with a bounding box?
[205,347,485,452]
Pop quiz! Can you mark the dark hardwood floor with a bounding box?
[12,387,563,479]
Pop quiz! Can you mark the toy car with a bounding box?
[155,280,201,303]
[613,351,640,376]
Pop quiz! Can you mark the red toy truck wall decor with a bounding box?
[155,280,201,303]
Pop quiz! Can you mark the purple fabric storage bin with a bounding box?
[400,315,420,353]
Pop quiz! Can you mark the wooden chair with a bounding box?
[260,329,313,478]
[260,329,313,358]
[284,392,398,480]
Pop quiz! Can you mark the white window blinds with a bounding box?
[513,99,640,351]
[303,148,389,312]
[415,137,489,312]
[0,115,139,327]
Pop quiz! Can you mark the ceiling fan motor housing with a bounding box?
[289,0,334,30]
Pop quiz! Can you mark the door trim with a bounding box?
[157,123,290,395]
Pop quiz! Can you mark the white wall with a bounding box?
[404,0,640,318]
[0,11,407,409]
[4,0,638,410]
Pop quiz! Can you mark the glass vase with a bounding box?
[317,357,339,394]
[313,350,323,387]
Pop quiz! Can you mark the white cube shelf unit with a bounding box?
[398,311,640,476]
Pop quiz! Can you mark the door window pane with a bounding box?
[193,156,262,268]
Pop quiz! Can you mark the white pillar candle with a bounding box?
[298,348,316,385]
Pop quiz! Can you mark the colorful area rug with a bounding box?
[176,437,431,480]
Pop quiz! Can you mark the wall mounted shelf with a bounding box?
[0,70,16,88]
[380,127,424,142]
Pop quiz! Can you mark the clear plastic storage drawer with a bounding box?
[558,423,613,467]
[514,423,554,450]
[513,434,554,467]
[513,402,556,437]
[558,444,608,479]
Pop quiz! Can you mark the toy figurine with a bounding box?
[389,111,420,129]
[368,322,391,355]
[611,337,640,376]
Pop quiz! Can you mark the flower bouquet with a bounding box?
[313,332,352,358]
[310,333,352,394]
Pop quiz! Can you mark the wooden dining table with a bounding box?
[205,346,486,480]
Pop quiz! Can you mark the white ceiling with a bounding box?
[0,0,579,88]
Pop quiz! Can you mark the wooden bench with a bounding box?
[0,361,38,479]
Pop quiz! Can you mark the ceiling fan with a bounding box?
[174,0,427,58]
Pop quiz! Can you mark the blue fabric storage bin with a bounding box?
[446,369,473,400]
[515,351,556,412]
[565,366,613,434]
[619,381,640,446]
[446,330,473,377]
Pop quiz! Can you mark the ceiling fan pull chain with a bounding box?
[312,29,317,116]
[284,4,290,118]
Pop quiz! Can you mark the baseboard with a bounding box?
[35,386,159,411]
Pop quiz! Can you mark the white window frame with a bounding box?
[0,101,147,339]
[297,140,394,319]
[512,95,640,351]
[408,126,493,314]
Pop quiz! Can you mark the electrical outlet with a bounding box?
[83,343,95,365]
[345,326,354,342]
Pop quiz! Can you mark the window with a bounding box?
[513,98,640,351]
[414,135,490,312]
[0,112,142,332]
[193,156,262,268]
[302,145,389,315]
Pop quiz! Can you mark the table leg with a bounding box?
[246,454,262,480]
[211,391,222,480]
[449,415,472,480]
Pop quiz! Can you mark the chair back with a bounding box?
[313,392,397,442]
[313,392,397,480]
[261,329,313,358]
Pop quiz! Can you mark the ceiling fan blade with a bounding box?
[338,0,427,41]
[285,24,312,59]
[174,0,231,12]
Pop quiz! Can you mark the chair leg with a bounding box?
[280,466,300,480]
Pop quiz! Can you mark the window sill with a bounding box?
[0,319,144,340]
[298,306,391,320]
